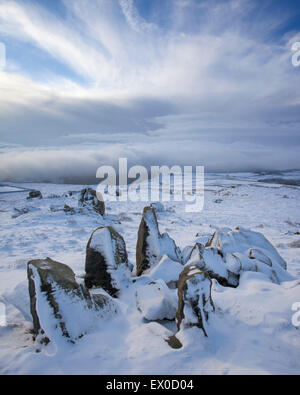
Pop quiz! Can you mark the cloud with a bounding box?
[0,0,299,182]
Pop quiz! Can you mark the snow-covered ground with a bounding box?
[0,172,300,375]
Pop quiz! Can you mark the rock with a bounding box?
[176,265,214,336]
[135,279,177,321]
[27,190,42,199]
[27,258,115,344]
[78,188,105,216]
[63,204,76,214]
[12,206,40,218]
[85,226,132,296]
[249,248,272,266]
[148,255,184,289]
[214,199,223,204]
[203,226,291,283]
[206,226,287,270]
[136,207,182,276]
[187,243,240,287]
[165,335,183,349]
[182,245,194,264]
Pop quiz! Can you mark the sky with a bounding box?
[0,0,300,182]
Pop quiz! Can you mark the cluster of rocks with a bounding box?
[25,198,289,348]
[133,206,290,343]
[28,258,116,344]
[27,190,43,200]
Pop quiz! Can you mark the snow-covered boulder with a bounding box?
[78,188,105,216]
[176,265,215,336]
[136,207,182,276]
[135,279,177,321]
[148,255,184,289]
[206,226,287,270]
[85,226,133,296]
[202,226,291,284]
[187,243,240,287]
[27,258,116,344]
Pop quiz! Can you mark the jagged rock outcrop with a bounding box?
[85,226,133,296]
[27,258,115,344]
[136,207,182,276]
[27,190,42,199]
[135,279,177,321]
[176,265,214,336]
[78,188,105,216]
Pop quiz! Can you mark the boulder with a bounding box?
[187,243,240,287]
[206,226,287,270]
[176,265,214,336]
[203,227,291,284]
[27,258,115,344]
[78,188,105,216]
[136,207,182,276]
[135,279,177,321]
[85,226,133,296]
[27,190,42,199]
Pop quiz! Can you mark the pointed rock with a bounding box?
[136,206,182,276]
[85,226,132,296]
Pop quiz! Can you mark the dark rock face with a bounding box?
[27,258,112,343]
[136,207,182,276]
[27,190,42,199]
[176,265,214,336]
[165,335,182,349]
[85,226,132,296]
[136,207,160,276]
[78,188,105,216]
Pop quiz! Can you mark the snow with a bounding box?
[135,279,177,321]
[0,172,300,374]
[147,255,183,287]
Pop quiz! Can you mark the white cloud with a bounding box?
[0,0,299,181]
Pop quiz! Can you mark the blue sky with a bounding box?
[0,0,300,182]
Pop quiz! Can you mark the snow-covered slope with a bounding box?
[0,172,300,375]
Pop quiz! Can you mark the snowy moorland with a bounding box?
[0,171,300,375]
